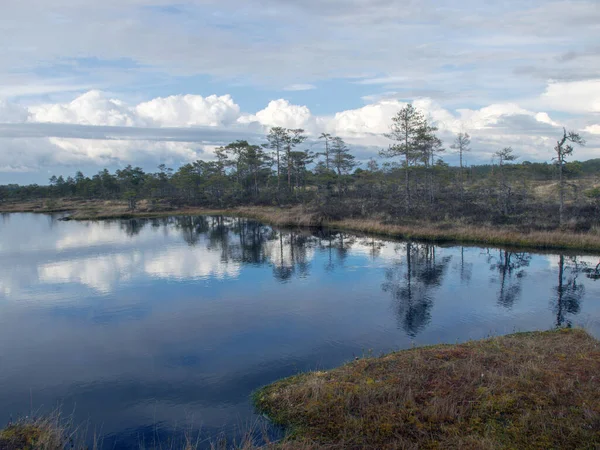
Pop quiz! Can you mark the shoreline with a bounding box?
[2,199,600,252]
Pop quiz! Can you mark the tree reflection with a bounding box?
[271,231,315,282]
[165,216,324,282]
[554,255,585,328]
[232,218,275,265]
[454,247,473,284]
[316,230,357,272]
[488,250,531,308]
[382,243,452,338]
[359,236,386,260]
[175,216,210,246]
[120,218,145,237]
[582,259,600,281]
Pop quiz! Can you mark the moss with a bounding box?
[0,424,52,450]
[254,329,600,449]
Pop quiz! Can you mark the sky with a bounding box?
[0,0,599,184]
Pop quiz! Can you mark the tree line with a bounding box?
[1,106,596,229]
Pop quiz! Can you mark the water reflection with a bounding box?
[1,214,600,448]
[487,250,532,309]
[455,247,473,284]
[553,255,585,328]
[382,243,452,337]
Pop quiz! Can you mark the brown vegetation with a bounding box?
[254,328,600,449]
[0,414,80,450]
[3,199,600,251]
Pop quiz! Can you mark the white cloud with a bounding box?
[329,99,406,137]
[584,124,600,135]
[328,98,560,138]
[30,90,144,126]
[136,94,241,127]
[47,138,204,165]
[28,91,243,129]
[1,87,599,175]
[538,79,600,114]
[451,103,564,135]
[534,112,559,127]
[245,99,316,130]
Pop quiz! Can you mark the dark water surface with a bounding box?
[1,213,600,447]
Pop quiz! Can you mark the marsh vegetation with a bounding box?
[2,111,598,246]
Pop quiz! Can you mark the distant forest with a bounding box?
[1,105,598,230]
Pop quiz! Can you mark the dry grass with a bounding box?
[0,412,93,450]
[330,218,600,251]
[4,200,600,251]
[0,198,86,214]
[254,328,600,449]
[196,207,600,252]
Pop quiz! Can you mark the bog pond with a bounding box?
[1,213,600,448]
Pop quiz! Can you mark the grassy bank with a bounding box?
[0,414,79,450]
[3,199,600,251]
[254,328,600,449]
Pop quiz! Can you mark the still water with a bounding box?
[1,213,600,447]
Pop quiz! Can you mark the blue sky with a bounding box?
[0,0,599,183]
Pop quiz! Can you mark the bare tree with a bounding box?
[554,128,586,226]
[450,132,471,198]
[419,129,443,204]
[494,147,517,216]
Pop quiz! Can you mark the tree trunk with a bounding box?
[557,254,564,327]
[277,149,280,191]
[559,155,565,227]
[459,149,464,201]
[287,146,292,192]
[404,150,410,210]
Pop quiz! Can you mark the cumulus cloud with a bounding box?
[538,79,600,113]
[242,99,316,130]
[327,98,562,142]
[29,91,243,128]
[0,88,598,177]
[329,99,406,137]
[30,90,143,126]
[136,94,241,127]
